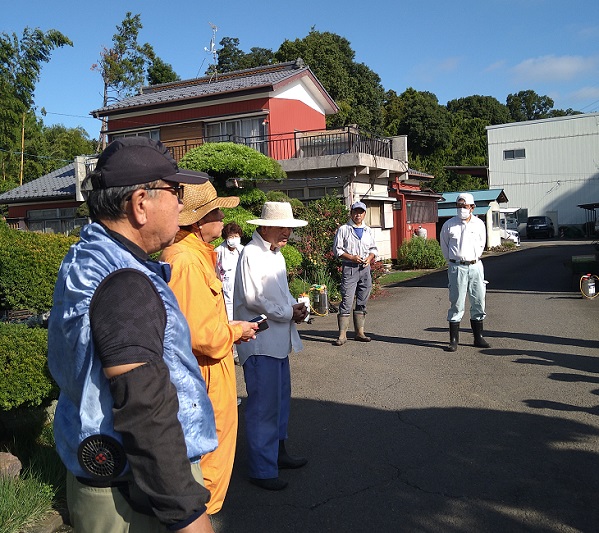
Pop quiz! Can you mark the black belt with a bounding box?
[76,476,129,488]
[450,259,477,265]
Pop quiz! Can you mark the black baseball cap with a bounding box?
[91,137,210,189]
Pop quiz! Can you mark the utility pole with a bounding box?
[19,113,25,186]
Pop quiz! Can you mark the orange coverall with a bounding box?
[160,230,242,515]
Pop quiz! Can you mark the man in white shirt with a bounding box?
[234,202,309,491]
[333,201,378,345]
[440,192,490,351]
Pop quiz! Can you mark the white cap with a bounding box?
[457,193,475,205]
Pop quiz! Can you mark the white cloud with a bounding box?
[511,54,599,82]
[484,60,506,73]
[569,86,599,101]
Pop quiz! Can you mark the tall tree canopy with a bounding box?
[446,95,511,125]
[383,88,451,156]
[208,37,275,74]
[0,27,72,183]
[506,90,555,122]
[275,30,385,133]
[146,55,179,86]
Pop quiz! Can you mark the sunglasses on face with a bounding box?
[143,184,185,201]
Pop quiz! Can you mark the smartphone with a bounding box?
[250,314,269,332]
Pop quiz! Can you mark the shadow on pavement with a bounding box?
[212,399,599,533]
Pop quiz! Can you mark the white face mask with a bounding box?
[457,207,471,220]
[226,237,241,248]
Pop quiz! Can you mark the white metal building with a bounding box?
[487,113,599,230]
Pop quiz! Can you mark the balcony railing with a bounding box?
[166,127,392,162]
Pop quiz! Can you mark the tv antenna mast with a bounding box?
[204,23,218,80]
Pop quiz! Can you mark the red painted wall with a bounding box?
[107,98,271,132]
[8,200,81,218]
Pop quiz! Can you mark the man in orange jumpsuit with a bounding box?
[161,182,258,514]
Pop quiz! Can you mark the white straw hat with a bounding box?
[247,202,307,228]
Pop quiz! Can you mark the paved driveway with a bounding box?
[213,241,599,533]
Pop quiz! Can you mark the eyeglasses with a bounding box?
[144,184,185,201]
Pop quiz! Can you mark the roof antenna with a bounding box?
[204,22,218,82]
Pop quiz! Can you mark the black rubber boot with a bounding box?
[278,440,307,469]
[249,477,288,490]
[471,319,490,348]
[446,322,459,352]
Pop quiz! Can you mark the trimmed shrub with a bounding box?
[294,196,348,300]
[281,243,302,278]
[0,223,76,313]
[0,323,56,411]
[397,237,446,269]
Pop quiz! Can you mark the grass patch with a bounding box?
[379,269,431,285]
[0,469,56,533]
[0,412,66,533]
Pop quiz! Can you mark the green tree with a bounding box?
[446,95,511,125]
[506,90,555,121]
[42,124,95,163]
[146,55,180,85]
[91,12,154,148]
[0,27,72,182]
[178,142,286,213]
[383,88,451,156]
[275,30,385,133]
[208,37,275,74]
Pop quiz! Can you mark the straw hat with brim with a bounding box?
[178,182,240,226]
[247,202,307,228]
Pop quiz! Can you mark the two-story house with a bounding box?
[1,59,440,259]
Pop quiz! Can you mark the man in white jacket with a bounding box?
[440,192,490,351]
[234,202,309,491]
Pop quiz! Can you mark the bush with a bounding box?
[281,243,302,278]
[397,237,446,269]
[0,323,56,411]
[0,224,76,313]
[294,196,348,300]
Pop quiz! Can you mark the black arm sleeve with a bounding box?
[90,269,210,527]
[90,269,166,367]
[110,362,210,527]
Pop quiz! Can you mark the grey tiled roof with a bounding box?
[93,60,309,115]
[0,163,75,203]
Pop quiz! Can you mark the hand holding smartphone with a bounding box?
[250,314,269,333]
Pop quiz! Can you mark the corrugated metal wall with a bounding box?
[487,113,599,226]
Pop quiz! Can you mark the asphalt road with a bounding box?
[211,240,599,533]
[46,241,599,533]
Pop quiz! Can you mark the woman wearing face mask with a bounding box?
[216,222,244,321]
[440,192,490,352]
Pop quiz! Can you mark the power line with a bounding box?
[0,147,73,163]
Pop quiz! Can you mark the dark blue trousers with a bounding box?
[242,355,291,479]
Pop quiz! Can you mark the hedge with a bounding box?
[0,323,57,411]
[0,222,76,313]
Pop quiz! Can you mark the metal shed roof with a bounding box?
[437,189,508,218]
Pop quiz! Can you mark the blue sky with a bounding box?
[4,0,599,138]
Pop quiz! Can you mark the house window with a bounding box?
[205,117,266,153]
[111,130,160,142]
[406,201,437,223]
[363,201,382,227]
[503,148,525,160]
[492,211,500,229]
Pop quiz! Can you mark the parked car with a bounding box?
[526,216,555,239]
[500,218,521,246]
